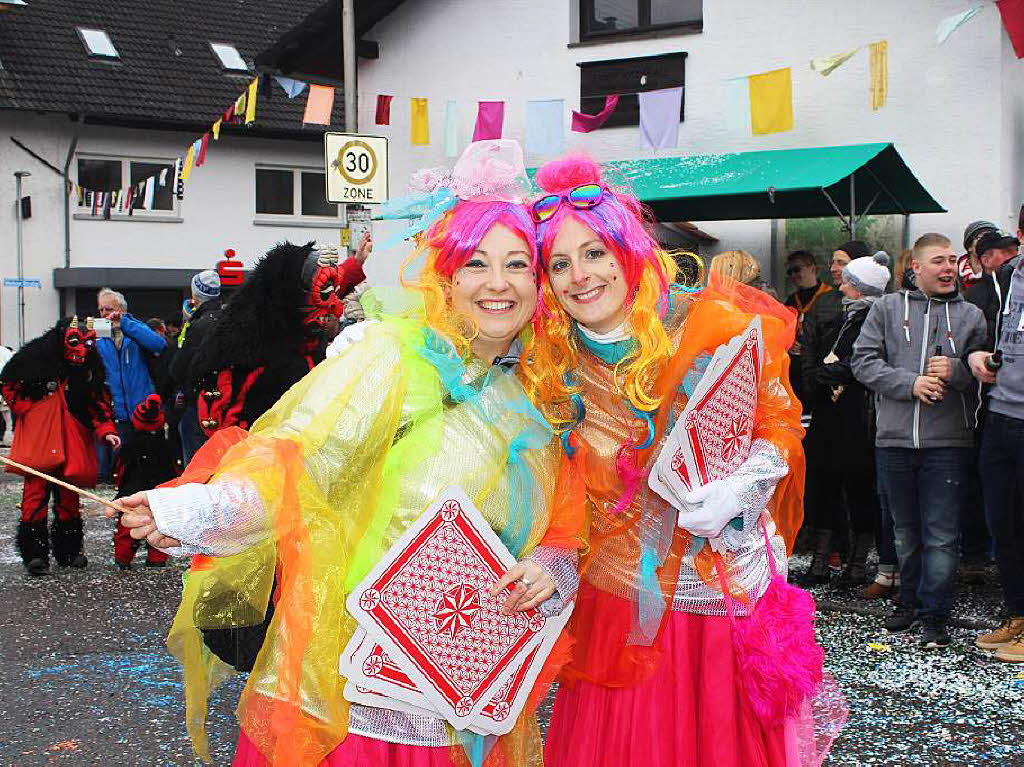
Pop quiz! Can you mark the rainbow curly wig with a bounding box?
[399,200,539,359]
[521,154,685,510]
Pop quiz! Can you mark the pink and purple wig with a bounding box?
[425,200,539,277]
[534,154,669,298]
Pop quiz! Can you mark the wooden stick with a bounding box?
[0,454,124,513]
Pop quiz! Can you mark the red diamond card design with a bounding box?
[345,486,547,729]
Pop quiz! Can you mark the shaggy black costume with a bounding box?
[113,394,176,569]
[187,241,361,437]
[1,318,116,574]
[183,242,361,669]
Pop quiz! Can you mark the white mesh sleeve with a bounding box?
[147,479,268,557]
[720,438,789,550]
[524,545,579,617]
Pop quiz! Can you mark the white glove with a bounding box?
[674,479,741,538]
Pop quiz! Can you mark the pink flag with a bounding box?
[472,101,505,141]
[303,84,335,125]
[571,95,619,133]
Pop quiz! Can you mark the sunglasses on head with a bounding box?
[531,183,608,223]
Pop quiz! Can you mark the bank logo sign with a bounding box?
[325,133,389,205]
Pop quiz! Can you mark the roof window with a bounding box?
[78,28,120,59]
[210,42,248,72]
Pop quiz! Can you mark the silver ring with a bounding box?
[519,577,533,588]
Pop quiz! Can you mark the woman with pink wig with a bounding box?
[116,141,585,767]
[520,154,846,766]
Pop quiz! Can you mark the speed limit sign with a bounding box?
[324,133,389,205]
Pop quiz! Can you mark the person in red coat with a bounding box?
[0,317,119,575]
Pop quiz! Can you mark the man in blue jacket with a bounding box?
[96,287,166,481]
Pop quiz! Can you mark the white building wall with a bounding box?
[355,0,1023,284]
[0,112,338,346]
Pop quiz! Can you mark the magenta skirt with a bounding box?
[233,730,457,767]
[544,588,844,767]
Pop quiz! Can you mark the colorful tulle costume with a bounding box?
[520,155,846,767]
[147,294,585,767]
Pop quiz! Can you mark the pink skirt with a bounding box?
[233,730,457,767]
[544,587,844,767]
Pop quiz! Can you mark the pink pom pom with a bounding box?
[731,576,825,723]
[535,153,603,193]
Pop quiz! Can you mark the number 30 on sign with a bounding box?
[324,133,389,205]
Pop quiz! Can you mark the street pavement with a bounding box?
[0,475,1022,765]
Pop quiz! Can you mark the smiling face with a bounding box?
[830,250,852,286]
[545,215,628,334]
[450,223,538,361]
[913,244,958,296]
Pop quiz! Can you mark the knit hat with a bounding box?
[836,240,871,261]
[963,220,998,250]
[131,394,165,432]
[191,270,221,302]
[843,251,891,296]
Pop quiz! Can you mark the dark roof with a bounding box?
[256,0,408,83]
[0,0,351,138]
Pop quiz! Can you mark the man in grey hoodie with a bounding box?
[967,232,1024,661]
[852,233,987,649]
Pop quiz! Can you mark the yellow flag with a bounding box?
[411,98,430,145]
[212,118,222,140]
[235,91,247,117]
[181,144,196,181]
[245,77,258,125]
[870,41,887,110]
[749,67,793,135]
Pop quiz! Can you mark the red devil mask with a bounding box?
[64,317,96,365]
[300,248,343,334]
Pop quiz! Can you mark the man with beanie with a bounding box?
[852,234,987,649]
[96,287,167,482]
[967,220,1024,661]
[801,252,889,587]
[169,269,223,464]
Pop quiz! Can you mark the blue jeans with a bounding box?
[875,463,898,568]
[876,447,969,619]
[96,418,132,483]
[979,412,1024,615]
[178,404,207,467]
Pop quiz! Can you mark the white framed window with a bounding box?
[78,28,120,59]
[210,42,249,72]
[254,165,340,226]
[75,156,180,221]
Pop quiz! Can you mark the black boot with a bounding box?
[800,529,833,586]
[838,533,874,588]
[51,518,86,568]
[16,520,50,576]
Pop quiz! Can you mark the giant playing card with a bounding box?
[345,486,548,729]
[650,317,763,502]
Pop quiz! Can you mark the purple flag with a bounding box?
[638,87,682,149]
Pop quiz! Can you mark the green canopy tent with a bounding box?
[529,142,944,237]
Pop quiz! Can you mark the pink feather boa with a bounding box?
[714,525,825,724]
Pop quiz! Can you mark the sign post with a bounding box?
[325,133,388,260]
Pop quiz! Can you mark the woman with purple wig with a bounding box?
[115,141,585,767]
[520,154,846,766]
